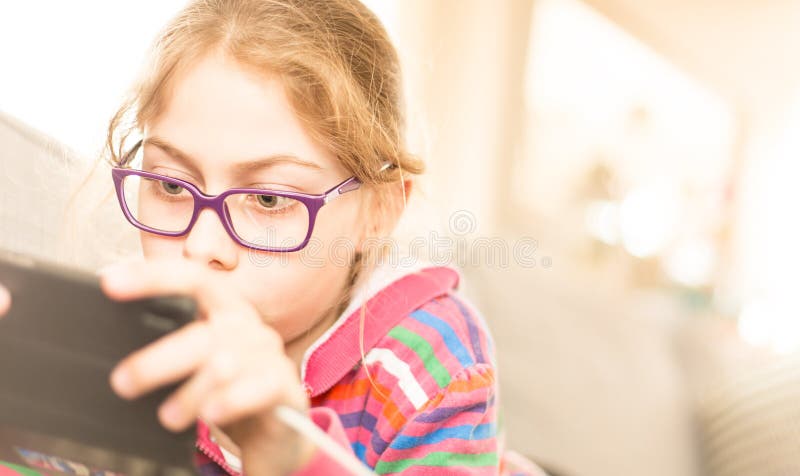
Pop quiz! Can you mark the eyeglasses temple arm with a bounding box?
[323,176,362,204]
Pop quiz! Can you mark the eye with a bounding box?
[160,180,185,195]
[257,194,281,208]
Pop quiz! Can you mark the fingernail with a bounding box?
[110,367,134,398]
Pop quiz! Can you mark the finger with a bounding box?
[0,286,10,317]
[99,260,240,313]
[157,350,242,432]
[201,360,299,426]
[111,320,211,399]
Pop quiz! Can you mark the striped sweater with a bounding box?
[195,266,541,475]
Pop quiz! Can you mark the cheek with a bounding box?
[140,232,183,259]
[136,199,365,341]
[240,251,353,341]
[314,193,365,246]
[248,199,364,336]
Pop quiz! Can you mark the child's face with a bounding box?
[139,51,363,342]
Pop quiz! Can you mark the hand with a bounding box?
[100,260,314,476]
[0,284,10,317]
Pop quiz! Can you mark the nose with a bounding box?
[182,208,239,270]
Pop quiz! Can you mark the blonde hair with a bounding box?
[109,0,422,175]
[103,0,424,312]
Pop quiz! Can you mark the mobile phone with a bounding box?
[0,250,198,473]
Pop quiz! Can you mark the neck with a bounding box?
[283,302,343,371]
[285,262,361,371]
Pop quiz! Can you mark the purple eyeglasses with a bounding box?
[111,140,362,252]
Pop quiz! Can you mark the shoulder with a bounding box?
[366,292,497,413]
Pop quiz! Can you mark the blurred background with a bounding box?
[2,1,800,475]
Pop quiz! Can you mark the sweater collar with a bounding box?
[300,265,459,398]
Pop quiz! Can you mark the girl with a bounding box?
[0,1,543,475]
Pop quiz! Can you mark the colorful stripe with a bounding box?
[451,296,488,365]
[389,423,495,450]
[388,326,451,388]
[352,442,368,464]
[416,396,496,423]
[374,452,499,474]
[365,347,429,409]
[319,295,502,472]
[411,309,476,368]
[340,410,378,431]
[0,462,44,476]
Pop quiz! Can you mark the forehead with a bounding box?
[146,50,338,173]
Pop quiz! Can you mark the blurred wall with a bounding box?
[388,0,534,232]
[381,2,706,475]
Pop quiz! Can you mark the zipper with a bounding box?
[196,439,240,476]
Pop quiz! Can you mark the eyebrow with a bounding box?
[143,136,324,177]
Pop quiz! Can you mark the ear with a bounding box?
[354,178,413,252]
[381,178,413,236]
[393,178,413,217]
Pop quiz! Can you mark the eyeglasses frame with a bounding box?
[111,140,362,253]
